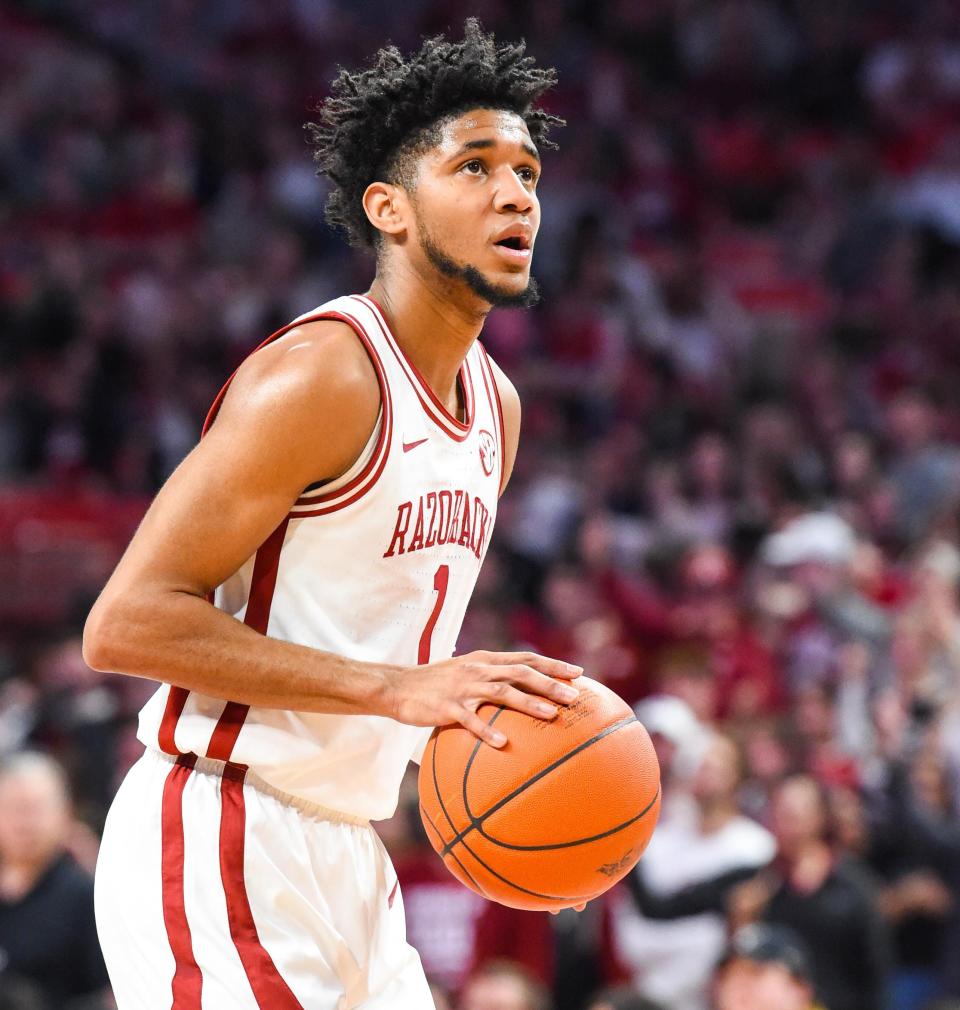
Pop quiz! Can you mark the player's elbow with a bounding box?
[83,594,136,673]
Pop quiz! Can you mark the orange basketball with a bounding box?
[417,676,661,911]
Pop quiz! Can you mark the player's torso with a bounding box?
[137,294,506,819]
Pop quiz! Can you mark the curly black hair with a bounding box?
[305,18,563,249]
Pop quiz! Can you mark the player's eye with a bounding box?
[461,160,486,176]
[517,166,539,185]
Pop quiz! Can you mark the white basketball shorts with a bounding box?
[95,748,434,1010]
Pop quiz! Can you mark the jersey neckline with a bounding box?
[354,294,476,442]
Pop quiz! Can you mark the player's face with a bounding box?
[410,108,542,309]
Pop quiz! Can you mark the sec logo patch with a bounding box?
[479,429,497,477]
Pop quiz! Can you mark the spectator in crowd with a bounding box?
[711,924,822,1010]
[431,981,454,1010]
[0,751,109,1009]
[0,976,45,1010]
[611,733,775,1010]
[867,700,960,1007]
[734,775,890,1010]
[458,960,552,1010]
[884,389,960,543]
[631,694,706,830]
[586,986,666,1010]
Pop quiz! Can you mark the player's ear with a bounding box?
[362,182,408,242]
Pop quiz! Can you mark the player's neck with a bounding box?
[368,269,485,416]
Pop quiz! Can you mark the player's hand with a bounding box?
[386,650,582,747]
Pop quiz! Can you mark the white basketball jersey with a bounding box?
[137,294,505,820]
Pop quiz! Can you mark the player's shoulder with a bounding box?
[222,316,380,426]
[205,315,382,489]
[239,316,377,399]
[480,346,520,417]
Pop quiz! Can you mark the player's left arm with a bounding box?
[486,356,520,497]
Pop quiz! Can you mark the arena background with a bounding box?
[2,1,960,1009]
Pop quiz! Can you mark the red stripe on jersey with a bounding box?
[205,702,249,763]
[205,517,289,763]
[219,766,305,1010]
[161,754,203,1009]
[477,345,508,496]
[356,295,475,442]
[243,519,289,634]
[158,687,190,756]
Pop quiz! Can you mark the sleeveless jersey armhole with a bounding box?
[299,408,383,498]
[286,306,394,517]
[200,304,394,517]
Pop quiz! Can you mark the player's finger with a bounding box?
[458,708,507,748]
[497,665,580,705]
[486,651,583,680]
[481,682,560,721]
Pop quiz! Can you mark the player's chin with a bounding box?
[490,266,530,290]
[463,260,539,309]
[481,274,532,306]
[485,258,532,289]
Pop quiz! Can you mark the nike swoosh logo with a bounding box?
[402,437,429,453]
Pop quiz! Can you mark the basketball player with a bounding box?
[84,19,577,1010]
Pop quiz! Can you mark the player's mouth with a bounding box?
[492,225,533,264]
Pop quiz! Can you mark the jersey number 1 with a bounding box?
[418,564,449,664]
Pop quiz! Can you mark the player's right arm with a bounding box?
[82,320,578,747]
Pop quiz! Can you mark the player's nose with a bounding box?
[492,167,535,215]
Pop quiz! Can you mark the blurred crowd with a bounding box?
[3,0,960,1008]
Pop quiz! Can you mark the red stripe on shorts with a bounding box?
[220,765,305,1009]
[205,518,289,762]
[161,754,203,1009]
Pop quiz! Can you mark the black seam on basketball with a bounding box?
[432,710,645,905]
[431,727,458,840]
[419,801,483,894]
[450,830,571,903]
[419,801,444,847]
[442,713,639,856]
[461,706,505,788]
[430,729,492,897]
[475,784,661,852]
[431,716,571,903]
[456,706,504,846]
